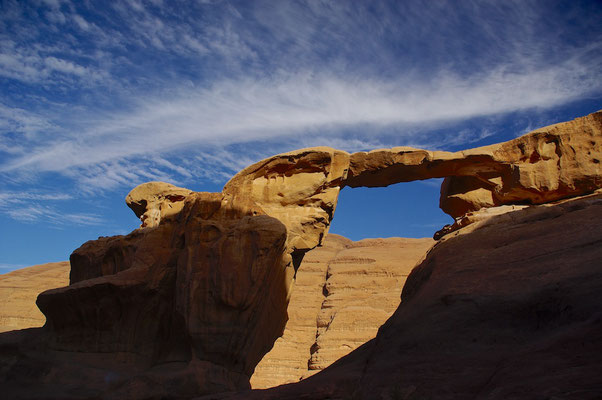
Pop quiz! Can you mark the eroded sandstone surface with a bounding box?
[347,110,602,219]
[0,111,601,399]
[214,191,602,400]
[250,235,433,388]
[0,262,69,333]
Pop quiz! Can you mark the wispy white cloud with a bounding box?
[0,41,107,84]
[0,263,29,270]
[0,0,600,198]
[0,192,72,202]
[0,190,102,225]
[2,54,600,177]
[3,204,103,226]
[0,103,54,137]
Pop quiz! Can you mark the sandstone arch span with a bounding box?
[1,111,600,399]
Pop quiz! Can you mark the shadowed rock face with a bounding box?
[37,193,295,397]
[0,150,350,399]
[216,192,602,400]
[0,112,601,399]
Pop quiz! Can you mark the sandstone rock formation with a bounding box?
[0,111,601,399]
[250,235,434,389]
[306,237,434,375]
[223,147,349,254]
[216,191,602,400]
[37,192,292,398]
[0,148,351,399]
[0,262,69,333]
[0,235,434,392]
[250,234,351,389]
[346,110,602,219]
[126,181,192,228]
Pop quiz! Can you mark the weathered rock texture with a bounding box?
[37,192,292,398]
[126,181,193,228]
[347,110,602,219]
[307,237,434,375]
[223,147,349,253]
[250,234,351,389]
[0,111,601,399]
[250,235,434,389]
[0,262,69,333]
[0,149,350,399]
[216,191,602,400]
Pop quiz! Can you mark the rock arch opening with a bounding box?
[328,179,453,240]
[251,179,448,389]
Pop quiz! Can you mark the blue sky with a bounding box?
[1,0,601,272]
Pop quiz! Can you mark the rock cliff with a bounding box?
[250,235,433,389]
[0,236,434,391]
[215,191,602,400]
[0,111,601,399]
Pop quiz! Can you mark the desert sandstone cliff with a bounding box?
[0,111,600,399]
[250,235,433,388]
[215,190,602,400]
[0,261,69,333]
[0,236,434,390]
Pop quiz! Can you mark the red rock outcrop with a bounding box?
[0,262,69,333]
[215,191,602,400]
[250,235,434,388]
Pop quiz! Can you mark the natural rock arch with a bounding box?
[1,111,600,399]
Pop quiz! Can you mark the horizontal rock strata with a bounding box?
[0,262,69,333]
[217,191,602,400]
[250,235,434,388]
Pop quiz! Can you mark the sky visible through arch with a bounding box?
[0,0,601,271]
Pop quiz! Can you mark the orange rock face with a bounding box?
[218,192,602,400]
[36,192,292,397]
[250,234,352,389]
[346,111,602,219]
[306,237,434,374]
[0,149,350,399]
[0,262,69,333]
[250,235,434,388]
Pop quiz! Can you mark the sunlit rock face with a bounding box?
[0,262,69,333]
[0,111,601,399]
[346,110,602,219]
[125,181,192,228]
[223,147,350,253]
[250,235,435,389]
